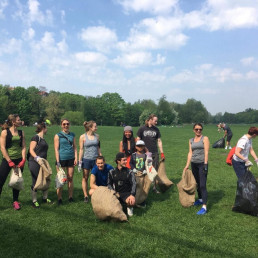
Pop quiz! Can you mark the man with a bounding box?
[89,156,113,196]
[107,152,136,217]
[221,123,233,150]
[137,114,165,193]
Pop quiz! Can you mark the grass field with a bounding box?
[0,124,257,258]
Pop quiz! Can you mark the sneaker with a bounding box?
[153,188,160,194]
[127,207,133,217]
[58,199,63,205]
[194,200,203,206]
[225,146,228,150]
[136,201,146,209]
[32,201,40,208]
[13,201,21,210]
[84,196,89,203]
[229,146,232,150]
[68,197,74,203]
[42,198,52,204]
[197,208,207,215]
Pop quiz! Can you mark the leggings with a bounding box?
[28,159,40,191]
[0,158,23,201]
[191,162,208,204]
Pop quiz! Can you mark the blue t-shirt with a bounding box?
[91,164,113,186]
[57,132,75,160]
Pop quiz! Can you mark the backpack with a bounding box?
[226,146,236,166]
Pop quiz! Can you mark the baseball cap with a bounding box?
[136,140,145,146]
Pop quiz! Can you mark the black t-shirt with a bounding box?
[137,125,161,154]
[29,135,48,160]
[223,125,232,136]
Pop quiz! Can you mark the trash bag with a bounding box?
[232,170,258,216]
[212,138,225,148]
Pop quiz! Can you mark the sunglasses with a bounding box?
[62,123,70,126]
[194,128,202,131]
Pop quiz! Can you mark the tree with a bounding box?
[157,95,177,125]
[62,111,84,125]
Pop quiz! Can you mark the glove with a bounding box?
[255,159,258,166]
[203,163,208,173]
[8,160,16,168]
[132,168,137,173]
[161,153,165,160]
[78,161,82,173]
[245,160,253,167]
[56,162,61,168]
[34,156,41,162]
[18,159,26,168]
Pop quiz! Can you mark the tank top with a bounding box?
[8,135,22,159]
[83,133,99,160]
[191,136,204,163]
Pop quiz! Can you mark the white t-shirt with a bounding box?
[233,135,252,162]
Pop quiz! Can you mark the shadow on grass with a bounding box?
[208,190,225,210]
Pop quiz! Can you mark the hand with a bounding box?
[245,160,253,167]
[161,153,165,160]
[8,160,16,168]
[255,159,258,166]
[56,162,61,168]
[18,159,26,168]
[203,163,208,173]
[126,195,135,206]
[78,161,82,173]
[34,156,41,162]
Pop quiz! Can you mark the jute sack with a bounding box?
[155,160,173,192]
[34,158,52,191]
[177,169,197,207]
[91,186,128,222]
[135,171,152,205]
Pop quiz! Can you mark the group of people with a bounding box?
[1,113,257,218]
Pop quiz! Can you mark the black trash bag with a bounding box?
[212,138,225,148]
[232,170,258,216]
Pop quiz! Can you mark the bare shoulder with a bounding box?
[1,129,7,137]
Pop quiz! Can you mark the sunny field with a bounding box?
[0,124,257,258]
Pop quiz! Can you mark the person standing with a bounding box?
[54,119,77,205]
[137,114,165,193]
[184,123,210,215]
[0,114,26,210]
[28,122,51,208]
[232,127,258,179]
[78,121,101,203]
[221,123,233,149]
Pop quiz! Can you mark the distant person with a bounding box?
[217,123,222,133]
[232,127,258,179]
[107,152,136,217]
[221,123,233,149]
[54,119,77,205]
[119,125,136,168]
[184,123,210,215]
[89,156,113,196]
[28,122,52,208]
[78,121,101,203]
[137,114,165,193]
[0,114,26,210]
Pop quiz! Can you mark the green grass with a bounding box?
[0,125,257,258]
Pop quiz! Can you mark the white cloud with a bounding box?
[154,54,166,65]
[0,0,8,19]
[117,0,178,14]
[241,57,255,66]
[22,27,35,40]
[80,26,117,53]
[0,38,22,56]
[246,70,258,79]
[113,51,152,68]
[60,10,65,24]
[74,51,107,64]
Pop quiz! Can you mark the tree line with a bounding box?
[1,84,257,126]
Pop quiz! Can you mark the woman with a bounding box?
[119,126,136,168]
[0,114,26,210]
[28,122,51,208]
[184,123,209,215]
[232,127,258,179]
[78,121,101,203]
[54,119,77,205]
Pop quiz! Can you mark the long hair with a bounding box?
[122,130,135,156]
[145,114,157,126]
[1,114,19,130]
[83,120,96,132]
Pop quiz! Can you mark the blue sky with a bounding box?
[1,0,258,115]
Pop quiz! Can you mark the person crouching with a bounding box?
[107,152,136,217]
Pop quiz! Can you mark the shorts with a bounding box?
[118,192,131,204]
[57,159,75,167]
[82,158,96,170]
[227,134,233,142]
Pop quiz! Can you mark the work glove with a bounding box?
[78,161,82,173]
[34,156,42,162]
[255,159,258,166]
[56,162,61,168]
[203,163,208,173]
[161,153,165,160]
[245,160,253,167]
[17,159,26,168]
[8,160,16,168]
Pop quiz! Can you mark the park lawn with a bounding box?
[0,124,257,258]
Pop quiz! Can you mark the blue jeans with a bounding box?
[232,159,246,179]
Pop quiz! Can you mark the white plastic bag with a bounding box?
[55,167,67,189]
[8,168,24,190]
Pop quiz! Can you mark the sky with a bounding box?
[1,0,258,115]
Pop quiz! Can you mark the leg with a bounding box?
[152,152,160,193]
[28,160,40,202]
[197,163,208,206]
[0,159,12,195]
[191,162,201,200]
[82,168,90,198]
[67,166,74,199]
[232,159,246,179]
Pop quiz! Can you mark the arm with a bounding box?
[235,147,246,161]
[249,147,258,161]
[21,131,26,160]
[129,170,136,196]
[29,140,38,159]
[223,130,227,138]
[203,136,209,164]
[0,130,11,161]
[184,140,192,172]
[54,134,60,163]
[119,141,123,152]
[158,138,164,154]
[90,174,98,190]
[129,156,135,170]
[107,170,114,191]
[96,134,102,155]
[73,135,77,166]
[78,134,84,162]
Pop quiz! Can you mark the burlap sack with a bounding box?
[135,171,152,204]
[34,158,52,191]
[155,160,173,192]
[91,186,128,222]
[177,169,197,207]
